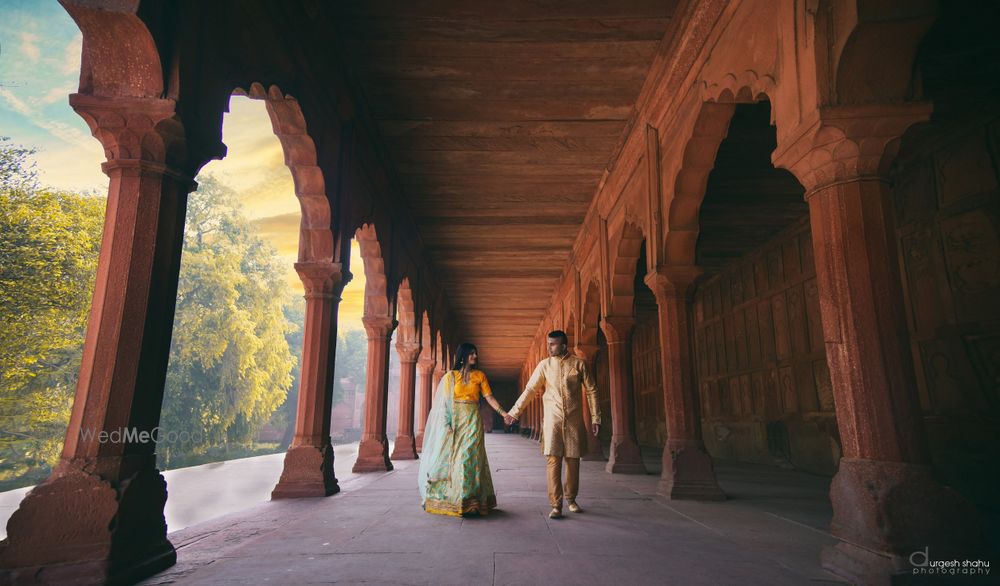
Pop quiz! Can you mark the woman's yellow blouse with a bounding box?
[452,369,493,402]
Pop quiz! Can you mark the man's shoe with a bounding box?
[567,501,583,513]
[548,508,563,519]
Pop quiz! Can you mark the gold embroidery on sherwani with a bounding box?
[509,353,601,458]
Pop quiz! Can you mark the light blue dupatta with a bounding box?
[417,371,455,504]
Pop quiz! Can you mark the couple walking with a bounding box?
[417,330,601,519]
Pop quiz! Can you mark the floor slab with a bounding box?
[140,433,845,585]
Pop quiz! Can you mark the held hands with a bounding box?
[503,412,516,427]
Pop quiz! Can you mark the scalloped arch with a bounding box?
[607,222,646,317]
[395,278,418,344]
[662,101,738,266]
[700,71,776,111]
[355,223,391,319]
[232,83,334,264]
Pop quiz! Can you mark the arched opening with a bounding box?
[689,100,834,476]
[330,238,367,445]
[155,92,305,526]
[631,244,665,453]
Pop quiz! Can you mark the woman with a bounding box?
[418,342,508,517]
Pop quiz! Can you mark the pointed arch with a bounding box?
[662,101,737,267]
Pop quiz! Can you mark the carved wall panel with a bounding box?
[893,115,1000,512]
[694,216,838,475]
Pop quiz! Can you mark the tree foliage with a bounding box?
[0,139,105,483]
[158,175,297,467]
[0,136,301,484]
[333,328,369,402]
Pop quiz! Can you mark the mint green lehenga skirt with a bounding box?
[421,400,497,516]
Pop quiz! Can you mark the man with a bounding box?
[504,331,601,519]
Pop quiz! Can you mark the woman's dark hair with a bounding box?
[452,342,478,370]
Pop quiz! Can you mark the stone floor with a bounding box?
[140,433,845,585]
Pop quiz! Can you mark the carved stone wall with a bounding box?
[893,115,1000,515]
[693,216,839,476]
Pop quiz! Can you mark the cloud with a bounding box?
[19,32,40,62]
[0,87,97,152]
[31,84,75,106]
[252,213,300,256]
[0,87,33,116]
[61,35,82,76]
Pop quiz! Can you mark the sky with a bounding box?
[0,0,365,329]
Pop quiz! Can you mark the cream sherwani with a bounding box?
[509,353,601,458]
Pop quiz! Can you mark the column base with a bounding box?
[657,441,725,500]
[822,458,988,585]
[271,444,339,499]
[415,432,424,453]
[390,435,418,460]
[352,437,393,473]
[0,464,175,585]
[606,437,646,474]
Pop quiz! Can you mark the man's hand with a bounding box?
[503,413,516,426]
[592,424,600,437]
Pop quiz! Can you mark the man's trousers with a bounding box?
[546,455,580,509]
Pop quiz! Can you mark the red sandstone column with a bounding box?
[414,356,435,452]
[352,316,397,472]
[774,104,985,581]
[0,94,195,583]
[599,316,646,474]
[645,267,724,500]
[390,342,421,460]
[575,344,605,461]
[272,262,348,498]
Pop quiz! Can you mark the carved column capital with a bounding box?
[417,357,436,376]
[69,93,194,182]
[362,315,397,339]
[600,316,635,345]
[395,342,422,363]
[644,265,703,303]
[294,262,350,300]
[771,102,932,196]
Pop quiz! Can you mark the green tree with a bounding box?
[333,328,369,404]
[0,139,105,485]
[158,175,297,467]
